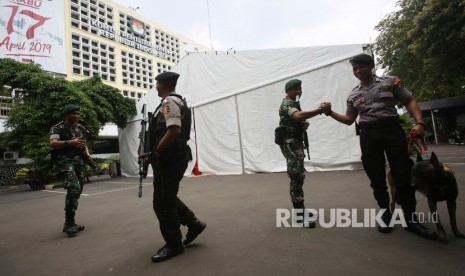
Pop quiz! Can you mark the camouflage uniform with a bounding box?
[279,96,306,207]
[50,122,87,225]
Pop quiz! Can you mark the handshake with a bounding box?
[318,102,332,116]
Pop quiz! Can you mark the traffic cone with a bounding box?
[192,160,202,176]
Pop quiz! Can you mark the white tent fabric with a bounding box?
[120,45,367,176]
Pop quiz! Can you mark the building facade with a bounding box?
[0,0,208,171]
[0,0,208,101]
[67,0,207,101]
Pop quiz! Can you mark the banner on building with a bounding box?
[0,0,66,75]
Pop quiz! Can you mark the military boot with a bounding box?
[62,224,85,233]
[293,202,316,228]
[183,219,207,246]
[405,214,438,240]
[63,211,83,236]
[63,224,79,236]
[151,244,184,262]
[378,209,393,234]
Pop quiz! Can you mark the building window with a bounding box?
[120,50,154,89]
[71,0,114,35]
[71,32,116,82]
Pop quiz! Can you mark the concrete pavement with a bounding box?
[0,145,464,275]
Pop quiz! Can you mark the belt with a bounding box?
[358,117,400,130]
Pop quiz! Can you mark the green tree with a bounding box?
[0,58,136,182]
[374,0,465,100]
[409,0,465,98]
[73,75,136,129]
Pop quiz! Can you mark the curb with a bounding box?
[0,184,32,194]
[44,184,62,190]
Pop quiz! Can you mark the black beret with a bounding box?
[285,79,302,91]
[155,71,180,81]
[62,104,80,115]
[349,54,374,65]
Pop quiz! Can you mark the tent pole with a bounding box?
[430,109,438,145]
[234,95,245,174]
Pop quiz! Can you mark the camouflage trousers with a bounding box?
[280,139,306,204]
[59,161,85,213]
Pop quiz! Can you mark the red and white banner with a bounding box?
[0,0,66,75]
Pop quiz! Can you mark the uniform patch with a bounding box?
[163,104,170,114]
[393,77,403,88]
[353,96,365,107]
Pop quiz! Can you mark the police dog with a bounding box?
[388,152,465,243]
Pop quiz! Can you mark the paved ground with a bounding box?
[1,145,464,276]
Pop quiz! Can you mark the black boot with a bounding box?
[74,224,85,231]
[183,219,207,246]
[63,211,84,236]
[378,209,393,234]
[63,224,85,232]
[293,202,316,229]
[63,211,86,233]
[63,224,78,236]
[405,214,438,240]
[151,244,184,262]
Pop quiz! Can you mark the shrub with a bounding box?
[14,167,30,180]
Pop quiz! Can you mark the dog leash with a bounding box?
[409,130,429,158]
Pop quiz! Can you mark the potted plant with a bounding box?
[100,162,110,175]
[14,167,30,186]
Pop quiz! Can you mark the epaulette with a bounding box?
[52,121,65,129]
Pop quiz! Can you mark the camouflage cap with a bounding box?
[285,79,302,92]
[349,53,374,65]
[62,104,80,115]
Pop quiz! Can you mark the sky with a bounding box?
[114,0,398,51]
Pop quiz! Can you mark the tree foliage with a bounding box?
[73,76,136,128]
[374,0,465,100]
[0,58,136,181]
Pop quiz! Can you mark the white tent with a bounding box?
[120,44,367,177]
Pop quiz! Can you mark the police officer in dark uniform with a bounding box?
[147,71,206,262]
[320,54,437,240]
[49,105,90,237]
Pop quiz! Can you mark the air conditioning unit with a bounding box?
[3,151,19,161]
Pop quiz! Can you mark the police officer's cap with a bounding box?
[285,79,302,92]
[155,71,180,81]
[62,104,80,115]
[349,54,374,65]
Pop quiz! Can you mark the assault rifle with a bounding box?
[303,131,311,160]
[138,104,150,198]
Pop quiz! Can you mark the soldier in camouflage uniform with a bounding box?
[278,79,323,228]
[50,105,91,237]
